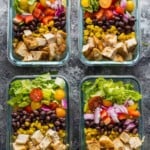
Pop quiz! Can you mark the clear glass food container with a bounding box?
[80,75,143,149]
[6,74,72,149]
[7,0,71,67]
[78,0,140,66]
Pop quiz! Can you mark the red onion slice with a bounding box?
[61,99,67,109]
[84,114,94,120]
[94,107,101,124]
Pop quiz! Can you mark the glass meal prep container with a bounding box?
[6,74,71,150]
[80,75,143,149]
[7,0,71,66]
[78,0,140,66]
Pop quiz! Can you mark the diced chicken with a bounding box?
[113,138,125,150]
[88,37,95,48]
[35,38,47,47]
[40,46,49,52]
[39,136,52,150]
[23,53,33,61]
[46,129,60,143]
[101,47,117,59]
[23,36,38,50]
[87,48,102,60]
[104,34,117,46]
[86,140,100,150]
[129,137,142,149]
[113,54,124,62]
[114,42,128,57]
[15,41,29,58]
[31,130,44,145]
[30,51,48,60]
[15,134,29,145]
[124,145,132,150]
[23,30,32,36]
[51,141,67,150]
[126,52,133,61]
[125,38,137,52]
[57,30,67,39]
[43,33,56,43]
[12,143,27,150]
[93,36,104,51]
[99,136,114,149]
[82,44,91,57]
[120,132,130,144]
[48,43,57,60]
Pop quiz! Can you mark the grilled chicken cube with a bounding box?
[101,47,117,59]
[99,136,114,149]
[82,44,91,57]
[31,130,44,145]
[124,145,132,150]
[129,137,142,149]
[93,36,104,51]
[23,30,32,36]
[15,42,29,58]
[86,140,100,150]
[113,138,125,150]
[15,134,29,145]
[120,132,130,143]
[46,129,60,143]
[23,36,38,50]
[43,33,56,43]
[87,48,102,60]
[48,43,57,60]
[51,141,67,150]
[126,52,133,60]
[114,42,128,57]
[88,37,95,48]
[39,136,52,150]
[125,38,137,52]
[57,30,67,39]
[113,54,124,62]
[12,143,27,150]
[35,38,47,47]
[30,51,48,60]
[23,53,33,61]
[104,34,117,46]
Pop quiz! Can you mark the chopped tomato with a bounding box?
[115,6,124,14]
[33,8,42,18]
[103,116,111,125]
[36,2,45,11]
[13,15,24,24]
[101,109,108,118]
[95,9,104,20]
[102,99,113,107]
[30,88,43,102]
[24,105,32,113]
[84,12,93,18]
[128,109,141,118]
[42,16,53,24]
[105,10,114,19]
[49,102,59,110]
[88,96,102,111]
[118,113,128,120]
[44,8,55,16]
[24,15,34,24]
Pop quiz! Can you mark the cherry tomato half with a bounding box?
[30,88,43,102]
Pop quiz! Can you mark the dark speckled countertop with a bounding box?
[0,0,150,149]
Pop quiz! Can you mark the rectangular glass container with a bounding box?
[6,74,72,149]
[7,0,71,67]
[78,0,140,66]
[80,75,143,149]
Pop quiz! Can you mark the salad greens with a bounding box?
[8,73,64,107]
[82,77,142,105]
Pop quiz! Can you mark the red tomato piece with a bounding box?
[118,113,128,120]
[115,6,124,14]
[24,105,32,113]
[44,8,56,16]
[95,9,104,20]
[105,10,114,19]
[30,88,43,102]
[33,8,42,18]
[42,16,53,24]
[36,2,45,11]
[24,15,34,24]
[49,102,59,110]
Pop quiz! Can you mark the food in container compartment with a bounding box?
[12,0,67,61]
[8,73,69,150]
[81,0,137,62]
[82,77,143,149]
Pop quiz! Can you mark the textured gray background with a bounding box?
[0,0,150,149]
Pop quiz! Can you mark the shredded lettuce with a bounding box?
[82,77,142,105]
[7,73,59,107]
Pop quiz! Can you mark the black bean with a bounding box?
[22,115,27,120]
[41,111,46,116]
[107,124,113,130]
[53,16,59,20]
[107,131,111,135]
[115,16,120,21]
[60,12,65,17]
[89,121,95,128]
[16,122,20,128]
[33,110,39,116]
[100,128,105,134]
[25,118,31,122]
[118,128,122,133]
[98,21,103,26]
[113,126,119,132]
[56,126,60,131]
[134,120,139,126]
[61,21,66,27]
[102,25,107,31]
[21,124,26,129]
[54,120,61,126]
[51,114,57,120]
[29,25,34,31]
[106,22,110,28]
[25,26,30,30]
[13,25,18,32]
[12,112,17,117]
[96,126,100,130]
[62,123,66,128]
[109,20,115,25]
[54,22,61,27]
[16,115,20,120]
[46,116,51,121]
[59,118,65,122]
[118,21,124,27]
[30,113,34,118]
[36,116,40,120]
[118,27,123,33]
[12,122,16,127]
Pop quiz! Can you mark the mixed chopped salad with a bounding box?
[8,73,69,150]
[82,77,143,150]
[81,0,138,62]
[12,0,67,61]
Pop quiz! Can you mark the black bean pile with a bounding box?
[13,19,40,40]
[84,14,136,34]
[53,12,66,31]
[11,109,66,132]
[85,119,138,135]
